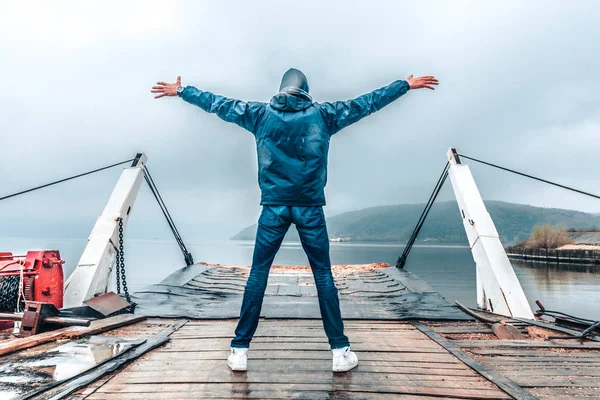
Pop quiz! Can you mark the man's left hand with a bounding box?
[406,75,439,90]
[152,76,182,99]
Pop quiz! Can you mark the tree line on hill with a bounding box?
[231,201,600,245]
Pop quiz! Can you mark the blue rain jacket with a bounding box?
[181,80,410,206]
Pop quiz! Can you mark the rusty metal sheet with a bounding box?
[84,292,131,317]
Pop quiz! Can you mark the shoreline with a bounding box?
[506,245,600,265]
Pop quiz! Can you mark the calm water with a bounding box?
[2,237,599,320]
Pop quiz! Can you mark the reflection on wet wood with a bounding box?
[0,314,145,357]
[0,336,144,399]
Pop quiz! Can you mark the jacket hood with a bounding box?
[279,68,309,93]
[270,86,313,112]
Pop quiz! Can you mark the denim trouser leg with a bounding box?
[293,207,350,349]
[231,206,349,350]
[231,206,291,348]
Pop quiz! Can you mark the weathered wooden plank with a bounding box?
[497,367,600,377]
[470,349,600,357]
[87,392,474,400]
[161,339,445,353]
[88,390,332,400]
[111,370,488,386]
[169,335,332,341]
[511,375,600,388]
[176,326,418,334]
[453,339,600,349]
[412,321,537,400]
[94,383,510,399]
[106,376,504,392]
[482,358,600,367]
[128,359,471,372]
[176,324,414,331]
[126,362,473,376]
[139,318,184,325]
[0,313,146,357]
[148,349,462,363]
[177,324,415,330]
[178,323,417,330]
[322,394,494,400]
[171,330,430,339]
[168,337,435,345]
[171,332,429,341]
[72,374,114,399]
[432,326,493,334]
[160,344,446,353]
[504,373,600,386]
[208,321,414,329]
[528,387,600,398]
[175,325,421,333]
[183,320,414,327]
[87,390,500,400]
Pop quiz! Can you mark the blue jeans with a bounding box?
[231,206,350,349]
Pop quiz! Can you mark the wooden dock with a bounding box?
[2,264,599,399]
[66,317,600,399]
[74,319,512,400]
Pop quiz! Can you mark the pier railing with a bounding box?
[506,246,600,265]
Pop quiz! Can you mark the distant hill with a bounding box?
[231,201,600,245]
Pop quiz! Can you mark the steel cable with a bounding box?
[0,159,135,202]
[396,162,450,268]
[459,154,600,201]
[143,166,194,266]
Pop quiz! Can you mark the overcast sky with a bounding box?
[1,1,599,241]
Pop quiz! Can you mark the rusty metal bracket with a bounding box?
[19,302,90,337]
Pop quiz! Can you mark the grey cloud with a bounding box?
[1,1,599,242]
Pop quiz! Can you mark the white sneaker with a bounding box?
[227,347,248,371]
[332,346,358,372]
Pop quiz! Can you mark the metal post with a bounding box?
[446,148,534,319]
[63,153,147,308]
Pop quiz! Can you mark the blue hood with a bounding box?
[269,87,313,112]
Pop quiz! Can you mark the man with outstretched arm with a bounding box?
[152,69,438,372]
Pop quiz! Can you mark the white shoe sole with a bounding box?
[332,361,358,372]
[228,361,247,371]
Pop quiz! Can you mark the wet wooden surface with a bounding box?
[24,318,183,400]
[0,313,145,357]
[428,321,600,400]
[77,319,511,400]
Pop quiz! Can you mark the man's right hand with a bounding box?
[406,75,439,90]
[152,76,182,99]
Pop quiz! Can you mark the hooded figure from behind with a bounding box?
[272,68,312,112]
[179,68,410,206]
[158,67,437,372]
